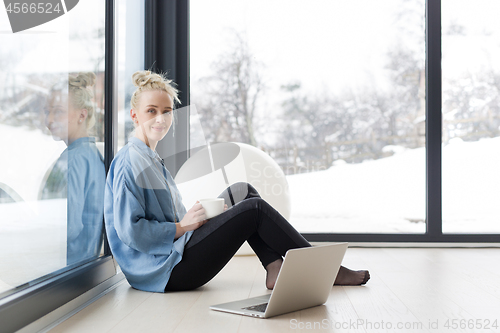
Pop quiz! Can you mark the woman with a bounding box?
[43,72,105,266]
[104,70,369,293]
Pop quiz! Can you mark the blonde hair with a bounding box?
[51,72,97,130]
[69,72,97,130]
[130,70,180,112]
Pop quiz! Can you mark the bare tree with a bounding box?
[193,31,264,146]
[278,82,365,168]
[443,70,500,141]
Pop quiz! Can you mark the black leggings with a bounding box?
[164,182,311,291]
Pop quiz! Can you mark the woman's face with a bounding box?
[132,90,174,145]
[45,92,86,143]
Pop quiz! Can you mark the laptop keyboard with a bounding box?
[242,302,268,312]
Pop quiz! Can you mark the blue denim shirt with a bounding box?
[104,137,192,292]
[42,137,105,266]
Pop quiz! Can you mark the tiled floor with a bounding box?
[49,248,500,333]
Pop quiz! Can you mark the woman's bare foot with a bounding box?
[265,258,283,290]
[334,266,370,285]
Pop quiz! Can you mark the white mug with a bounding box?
[198,198,225,219]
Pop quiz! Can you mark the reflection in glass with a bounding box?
[42,73,105,265]
[0,32,71,295]
[0,0,106,297]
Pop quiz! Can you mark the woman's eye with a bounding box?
[148,109,155,113]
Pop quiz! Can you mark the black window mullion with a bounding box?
[175,0,190,162]
[144,0,157,72]
[103,0,116,256]
[145,0,190,178]
[425,0,443,237]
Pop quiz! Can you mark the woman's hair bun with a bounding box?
[132,70,163,88]
[130,70,180,111]
[69,72,96,89]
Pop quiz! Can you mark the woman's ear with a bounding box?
[130,109,137,124]
[79,109,88,123]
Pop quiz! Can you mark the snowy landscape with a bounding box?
[287,137,500,234]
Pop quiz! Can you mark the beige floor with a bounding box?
[49,248,500,333]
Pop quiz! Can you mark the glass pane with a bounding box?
[442,0,500,233]
[190,0,426,233]
[0,0,106,297]
[116,0,145,150]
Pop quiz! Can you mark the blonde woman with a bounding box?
[104,70,369,293]
[43,72,105,265]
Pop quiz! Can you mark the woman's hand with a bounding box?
[175,201,208,239]
[224,204,228,211]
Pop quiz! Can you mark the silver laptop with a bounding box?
[210,242,348,318]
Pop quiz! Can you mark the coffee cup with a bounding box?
[198,198,225,219]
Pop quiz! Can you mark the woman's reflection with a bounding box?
[42,72,105,266]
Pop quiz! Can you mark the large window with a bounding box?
[190,0,427,234]
[0,0,106,297]
[189,0,499,242]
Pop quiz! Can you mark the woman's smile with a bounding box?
[152,125,166,132]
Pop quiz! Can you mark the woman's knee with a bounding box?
[232,182,261,199]
[245,183,261,199]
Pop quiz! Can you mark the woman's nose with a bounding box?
[156,115,165,123]
[45,110,54,124]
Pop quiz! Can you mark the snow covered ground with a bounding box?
[287,146,426,234]
[288,137,500,234]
